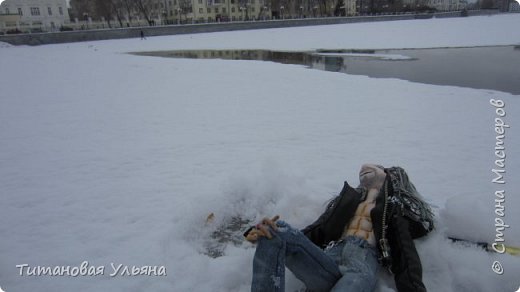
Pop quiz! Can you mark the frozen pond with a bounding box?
[132,46,520,95]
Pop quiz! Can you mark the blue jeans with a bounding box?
[251,221,379,292]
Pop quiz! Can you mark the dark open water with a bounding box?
[132,46,520,95]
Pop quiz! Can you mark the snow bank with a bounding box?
[0,41,13,48]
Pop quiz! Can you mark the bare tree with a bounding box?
[135,0,154,25]
[121,0,137,24]
[331,0,342,15]
[316,0,327,16]
[109,0,128,26]
[94,0,115,27]
[70,0,97,20]
[479,0,495,8]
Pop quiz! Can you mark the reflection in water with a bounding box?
[134,49,348,73]
[132,47,520,94]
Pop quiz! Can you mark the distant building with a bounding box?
[427,0,467,11]
[0,0,70,32]
[190,0,267,22]
[69,0,358,26]
[0,12,22,33]
[68,0,272,25]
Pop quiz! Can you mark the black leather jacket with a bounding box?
[301,178,427,292]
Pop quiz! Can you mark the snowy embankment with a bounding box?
[0,14,519,292]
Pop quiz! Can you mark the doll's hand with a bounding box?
[244,215,280,243]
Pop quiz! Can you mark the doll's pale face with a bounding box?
[359,164,386,190]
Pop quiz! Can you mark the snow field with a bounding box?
[1,13,519,292]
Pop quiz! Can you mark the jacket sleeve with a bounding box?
[388,212,427,292]
[301,194,341,248]
[301,181,361,248]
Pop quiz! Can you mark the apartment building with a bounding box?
[0,12,21,32]
[149,0,351,24]
[0,0,70,31]
[191,0,268,22]
[143,0,270,24]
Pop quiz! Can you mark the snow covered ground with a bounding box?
[1,14,519,292]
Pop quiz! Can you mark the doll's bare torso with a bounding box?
[341,164,387,246]
[342,188,379,246]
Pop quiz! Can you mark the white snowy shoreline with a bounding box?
[0,14,519,292]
